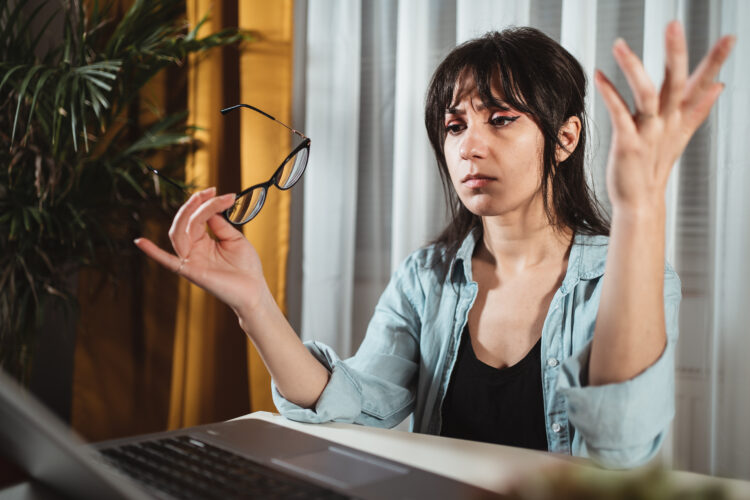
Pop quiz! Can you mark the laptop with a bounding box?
[0,368,498,499]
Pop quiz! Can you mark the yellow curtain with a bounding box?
[168,0,293,428]
[238,0,294,413]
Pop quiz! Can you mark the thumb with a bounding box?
[207,212,245,242]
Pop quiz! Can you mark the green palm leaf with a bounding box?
[11,65,43,144]
[0,0,246,382]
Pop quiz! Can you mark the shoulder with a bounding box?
[396,229,478,284]
[393,243,452,289]
[571,233,681,297]
[572,233,609,280]
[387,235,473,308]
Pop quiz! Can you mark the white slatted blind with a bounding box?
[456,0,530,42]
[672,0,716,474]
[351,0,398,353]
[711,0,750,478]
[389,0,456,271]
[301,0,362,356]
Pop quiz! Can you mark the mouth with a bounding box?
[461,174,495,188]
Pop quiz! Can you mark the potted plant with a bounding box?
[0,0,244,387]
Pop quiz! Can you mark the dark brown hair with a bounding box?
[425,27,609,258]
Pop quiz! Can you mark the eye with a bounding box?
[445,121,466,135]
[489,114,520,128]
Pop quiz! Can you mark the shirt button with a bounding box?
[552,422,562,433]
[547,358,559,367]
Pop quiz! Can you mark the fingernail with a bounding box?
[613,38,628,55]
[221,193,236,200]
[667,20,683,39]
[134,238,141,245]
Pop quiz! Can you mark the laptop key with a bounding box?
[101,436,350,499]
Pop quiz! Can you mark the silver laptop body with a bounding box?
[0,369,497,499]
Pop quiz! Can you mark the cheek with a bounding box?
[443,135,459,160]
[507,134,545,183]
[443,138,462,181]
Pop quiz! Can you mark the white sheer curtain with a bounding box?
[296,0,750,479]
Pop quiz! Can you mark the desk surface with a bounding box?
[2,411,749,499]
[240,412,750,499]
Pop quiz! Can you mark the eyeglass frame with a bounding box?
[220,104,311,225]
[146,103,310,226]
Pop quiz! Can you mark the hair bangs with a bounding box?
[440,44,533,139]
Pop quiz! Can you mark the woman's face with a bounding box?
[443,86,546,220]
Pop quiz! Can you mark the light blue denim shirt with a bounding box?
[273,230,682,469]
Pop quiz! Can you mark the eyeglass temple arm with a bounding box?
[144,162,189,193]
[220,104,308,139]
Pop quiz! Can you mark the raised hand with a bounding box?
[136,186,331,406]
[134,187,269,314]
[595,20,735,212]
[589,22,735,386]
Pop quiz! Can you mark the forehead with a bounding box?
[449,67,507,109]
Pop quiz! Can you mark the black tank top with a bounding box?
[440,328,548,451]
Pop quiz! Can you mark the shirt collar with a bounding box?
[449,229,609,290]
[561,232,608,294]
[449,228,481,283]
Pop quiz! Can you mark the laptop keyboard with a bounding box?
[100,435,350,499]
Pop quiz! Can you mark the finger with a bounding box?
[612,38,658,114]
[185,193,237,244]
[594,70,637,134]
[683,34,735,111]
[169,187,216,256]
[206,212,245,242]
[660,21,689,114]
[686,81,724,128]
[134,237,181,273]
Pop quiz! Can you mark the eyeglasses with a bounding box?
[147,104,310,226]
[220,104,310,224]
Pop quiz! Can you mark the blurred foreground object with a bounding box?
[511,465,730,500]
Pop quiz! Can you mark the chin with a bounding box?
[462,201,506,218]
[459,188,542,219]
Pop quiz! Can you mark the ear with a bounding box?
[555,116,582,163]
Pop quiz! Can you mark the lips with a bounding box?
[461,173,495,188]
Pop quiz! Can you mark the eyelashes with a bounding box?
[444,115,520,135]
[489,115,519,127]
[446,123,465,134]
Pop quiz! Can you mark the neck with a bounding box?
[476,202,572,275]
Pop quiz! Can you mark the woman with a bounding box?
[135,22,734,468]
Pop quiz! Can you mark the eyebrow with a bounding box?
[446,100,512,115]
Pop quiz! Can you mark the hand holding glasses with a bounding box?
[135,104,310,313]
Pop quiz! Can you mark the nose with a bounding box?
[458,124,488,160]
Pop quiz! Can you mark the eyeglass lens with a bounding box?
[224,146,309,224]
[277,147,308,189]
[228,188,266,224]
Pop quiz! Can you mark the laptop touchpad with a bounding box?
[272,446,408,489]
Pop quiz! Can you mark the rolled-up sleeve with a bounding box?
[557,265,682,468]
[272,255,423,428]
